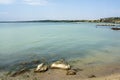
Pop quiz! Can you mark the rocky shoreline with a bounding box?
[5,59,78,77]
[1,59,120,80]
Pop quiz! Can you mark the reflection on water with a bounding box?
[0,22,120,69]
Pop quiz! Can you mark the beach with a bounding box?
[1,60,120,80]
[1,0,120,79]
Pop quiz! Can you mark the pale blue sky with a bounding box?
[0,0,120,21]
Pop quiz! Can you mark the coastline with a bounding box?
[0,17,120,24]
[1,60,120,80]
[0,20,120,80]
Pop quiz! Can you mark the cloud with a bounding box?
[0,0,15,4]
[23,0,48,6]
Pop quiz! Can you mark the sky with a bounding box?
[0,0,120,21]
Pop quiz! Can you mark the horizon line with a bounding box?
[0,17,120,23]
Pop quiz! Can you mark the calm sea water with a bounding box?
[0,22,120,69]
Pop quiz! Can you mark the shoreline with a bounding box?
[1,60,120,80]
[0,21,120,80]
[0,17,120,24]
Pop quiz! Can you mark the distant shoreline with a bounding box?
[0,17,120,24]
[0,20,99,23]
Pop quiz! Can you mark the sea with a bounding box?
[0,22,120,70]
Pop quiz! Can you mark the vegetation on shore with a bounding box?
[99,17,120,23]
[79,17,120,23]
[0,17,120,23]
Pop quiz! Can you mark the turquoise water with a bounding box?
[0,22,120,69]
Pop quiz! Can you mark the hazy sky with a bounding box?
[0,0,120,21]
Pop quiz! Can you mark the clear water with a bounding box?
[0,22,120,69]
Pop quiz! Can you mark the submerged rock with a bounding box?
[51,60,71,70]
[19,59,40,66]
[10,68,30,77]
[34,63,48,72]
[19,61,29,65]
[66,69,77,75]
[31,59,40,64]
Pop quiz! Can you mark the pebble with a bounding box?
[66,69,77,75]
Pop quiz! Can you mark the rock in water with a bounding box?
[51,60,71,70]
[34,63,48,72]
[66,69,77,75]
[10,68,29,77]
[31,59,40,64]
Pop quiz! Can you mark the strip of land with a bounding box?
[0,17,120,23]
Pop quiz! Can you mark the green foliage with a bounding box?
[100,17,120,23]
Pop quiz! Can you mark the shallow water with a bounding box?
[0,22,120,70]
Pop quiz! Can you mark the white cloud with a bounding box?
[23,0,48,6]
[0,0,15,4]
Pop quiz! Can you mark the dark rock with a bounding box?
[66,69,77,75]
[10,68,30,77]
[88,75,96,78]
[19,62,29,65]
[31,59,40,64]
[26,75,29,78]
[19,59,40,66]
[111,28,120,30]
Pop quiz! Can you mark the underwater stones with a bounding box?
[8,59,74,77]
[34,63,48,72]
[19,59,40,66]
[19,61,29,65]
[31,59,40,64]
[51,60,71,70]
[66,69,77,75]
[10,68,30,77]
